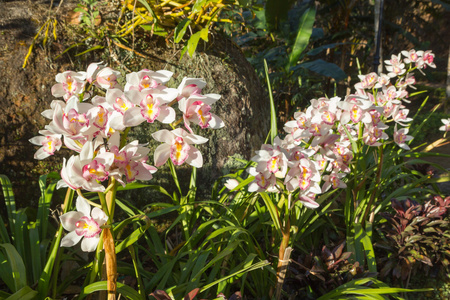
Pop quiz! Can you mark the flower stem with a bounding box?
[275,219,291,300]
[103,227,117,300]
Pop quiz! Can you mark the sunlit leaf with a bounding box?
[287,7,316,69]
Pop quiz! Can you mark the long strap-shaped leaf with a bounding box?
[0,175,15,243]
[0,243,27,292]
[264,59,277,144]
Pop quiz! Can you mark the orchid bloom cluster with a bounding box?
[31,63,224,251]
[30,63,224,193]
[248,49,436,209]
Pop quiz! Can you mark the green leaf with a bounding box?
[264,59,277,144]
[118,183,172,200]
[137,0,157,19]
[115,220,151,254]
[354,223,377,273]
[27,223,42,284]
[139,24,168,36]
[0,175,16,238]
[199,27,209,42]
[0,243,27,292]
[187,31,202,57]
[259,193,281,232]
[54,41,86,59]
[174,19,191,43]
[37,173,58,241]
[192,0,208,14]
[295,59,347,81]
[37,188,75,299]
[287,7,316,69]
[4,285,37,300]
[199,260,271,293]
[74,45,105,56]
[79,281,145,300]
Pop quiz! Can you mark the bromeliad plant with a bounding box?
[237,49,444,297]
[29,62,224,298]
[378,196,450,284]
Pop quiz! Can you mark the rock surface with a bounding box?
[0,0,270,207]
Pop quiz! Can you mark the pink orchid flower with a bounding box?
[51,71,86,101]
[29,130,62,159]
[176,77,206,101]
[124,69,173,92]
[178,94,224,133]
[439,119,450,132]
[60,196,108,252]
[393,124,413,150]
[152,128,208,167]
[58,141,115,192]
[96,67,122,89]
[122,88,177,127]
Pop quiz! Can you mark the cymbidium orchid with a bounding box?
[177,77,206,101]
[321,171,347,193]
[29,130,62,160]
[58,141,115,192]
[60,196,108,252]
[393,124,413,150]
[152,128,208,168]
[86,62,106,83]
[96,67,122,89]
[178,94,225,133]
[247,168,278,192]
[122,88,177,127]
[439,119,450,132]
[339,95,374,125]
[51,71,86,101]
[224,178,240,190]
[106,132,157,186]
[251,137,289,179]
[125,69,173,91]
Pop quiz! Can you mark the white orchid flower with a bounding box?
[124,69,173,92]
[152,128,208,168]
[393,124,413,150]
[51,70,86,101]
[178,94,225,133]
[439,119,450,132]
[29,130,62,160]
[60,196,108,252]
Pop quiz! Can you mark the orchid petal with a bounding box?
[81,235,100,252]
[60,211,85,231]
[60,231,83,247]
[186,147,203,168]
[152,129,175,144]
[156,106,176,124]
[154,144,171,167]
[76,196,91,217]
[123,107,146,127]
